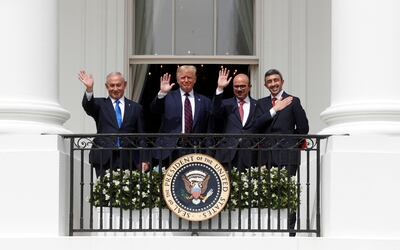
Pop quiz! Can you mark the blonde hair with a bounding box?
[176,65,197,78]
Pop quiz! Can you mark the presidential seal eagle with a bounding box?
[182,170,214,205]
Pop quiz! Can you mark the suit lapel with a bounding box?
[193,93,201,128]
[122,98,132,128]
[244,97,256,128]
[231,98,242,124]
[173,90,183,112]
[270,92,288,129]
[105,98,119,128]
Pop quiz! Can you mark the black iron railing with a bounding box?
[62,133,329,236]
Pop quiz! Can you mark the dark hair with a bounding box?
[264,69,283,81]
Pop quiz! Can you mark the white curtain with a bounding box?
[217,0,253,55]
[235,0,253,55]
[130,0,153,101]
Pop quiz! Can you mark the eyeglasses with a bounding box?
[233,85,247,90]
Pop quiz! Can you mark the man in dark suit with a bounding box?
[211,68,257,170]
[253,69,309,176]
[79,70,149,177]
[254,69,309,237]
[150,65,211,161]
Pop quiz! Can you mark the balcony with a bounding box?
[61,133,329,236]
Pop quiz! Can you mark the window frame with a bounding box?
[126,0,263,98]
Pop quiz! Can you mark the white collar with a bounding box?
[180,89,194,97]
[271,90,284,100]
[109,96,125,104]
[236,96,251,103]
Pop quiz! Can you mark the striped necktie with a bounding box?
[184,93,193,133]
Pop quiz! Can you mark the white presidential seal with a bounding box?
[162,153,230,221]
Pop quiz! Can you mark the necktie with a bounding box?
[272,97,277,107]
[184,93,193,133]
[115,99,122,128]
[114,99,122,147]
[239,100,245,123]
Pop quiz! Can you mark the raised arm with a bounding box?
[78,70,94,92]
[159,73,175,95]
[217,67,232,92]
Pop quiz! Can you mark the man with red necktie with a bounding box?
[253,69,309,176]
[253,68,309,237]
[210,68,257,170]
[150,65,212,161]
[211,68,294,170]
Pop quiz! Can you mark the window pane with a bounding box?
[133,0,254,55]
[217,0,254,55]
[135,0,173,55]
[175,0,214,55]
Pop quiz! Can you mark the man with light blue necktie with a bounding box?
[79,70,149,177]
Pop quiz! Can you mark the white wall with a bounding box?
[259,0,331,134]
[59,0,126,133]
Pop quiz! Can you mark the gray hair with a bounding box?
[106,72,126,83]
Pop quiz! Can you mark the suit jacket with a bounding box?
[82,94,145,168]
[211,94,257,168]
[253,91,309,166]
[150,89,211,159]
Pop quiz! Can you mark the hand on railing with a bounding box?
[141,162,151,172]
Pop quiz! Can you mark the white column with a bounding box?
[0,0,70,134]
[320,0,400,135]
[0,0,70,237]
[320,0,400,238]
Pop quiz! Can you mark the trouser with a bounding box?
[92,150,122,178]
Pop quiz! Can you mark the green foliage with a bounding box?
[228,166,299,212]
[90,169,165,210]
[90,166,299,212]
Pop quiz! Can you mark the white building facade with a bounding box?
[0,0,400,249]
